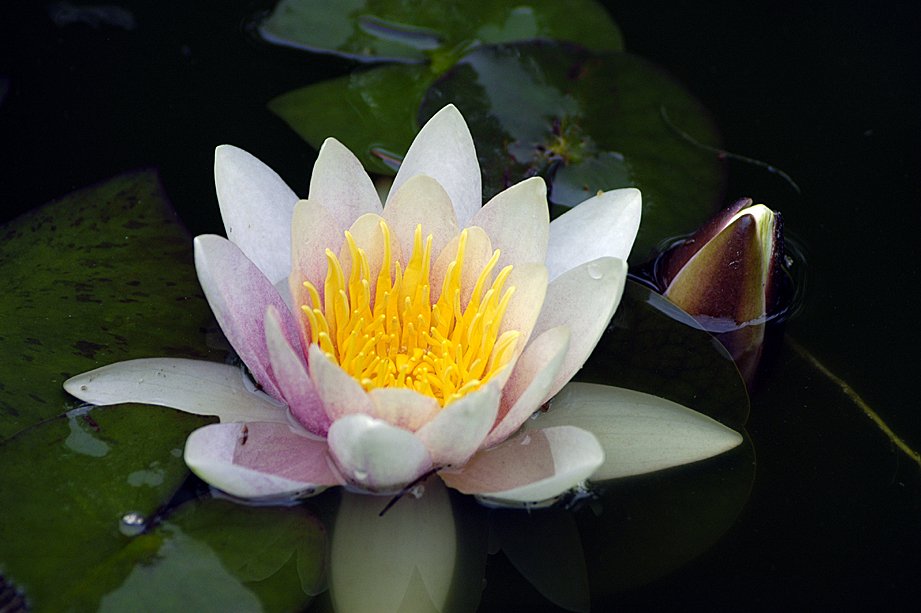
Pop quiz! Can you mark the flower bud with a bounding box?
[655,198,786,383]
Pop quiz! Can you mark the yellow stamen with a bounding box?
[300,220,520,407]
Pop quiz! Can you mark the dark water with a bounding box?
[2,0,919,609]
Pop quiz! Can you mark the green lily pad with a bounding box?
[420,42,725,262]
[0,170,223,440]
[578,280,750,429]
[0,404,327,612]
[269,63,436,176]
[0,405,209,610]
[257,0,623,66]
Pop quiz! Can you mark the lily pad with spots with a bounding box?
[0,170,224,440]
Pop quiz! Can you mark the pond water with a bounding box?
[1,0,918,610]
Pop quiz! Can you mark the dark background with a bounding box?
[2,0,919,609]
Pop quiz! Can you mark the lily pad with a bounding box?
[0,404,327,612]
[257,0,623,65]
[269,63,435,176]
[0,405,209,610]
[420,41,725,262]
[0,170,223,440]
[578,280,750,429]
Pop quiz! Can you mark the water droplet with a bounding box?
[408,484,425,499]
[119,511,146,536]
[587,261,604,280]
[353,469,368,482]
[519,434,531,445]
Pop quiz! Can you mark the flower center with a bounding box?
[300,220,520,406]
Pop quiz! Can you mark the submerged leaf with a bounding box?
[421,42,725,262]
[258,0,623,63]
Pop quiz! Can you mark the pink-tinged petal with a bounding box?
[484,326,570,448]
[367,388,441,432]
[529,257,628,401]
[336,213,403,299]
[388,105,482,227]
[529,383,743,480]
[214,145,298,285]
[330,479,456,613]
[185,422,340,499]
[415,380,501,466]
[63,358,288,423]
[307,344,374,422]
[264,306,330,436]
[382,175,459,262]
[195,235,302,401]
[498,262,548,349]
[290,198,342,307]
[431,225,492,305]
[471,176,549,268]
[546,188,641,280]
[327,414,433,492]
[440,426,603,505]
[309,137,383,231]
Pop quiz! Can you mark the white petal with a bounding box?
[442,426,604,506]
[63,358,287,423]
[185,422,339,499]
[415,380,501,466]
[472,176,549,268]
[388,105,482,227]
[530,382,744,480]
[484,325,570,448]
[330,479,456,613]
[529,257,628,401]
[382,174,459,261]
[546,188,641,280]
[309,137,383,231]
[327,414,433,492]
[214,145,298,284]
[307,345,374,421]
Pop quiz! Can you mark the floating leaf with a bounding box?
[0,405,209,610]
[579,280,749,428]
[0,171,223,440]
[269,64,435,176]
[420,42,725,262]
[258,0,622,64]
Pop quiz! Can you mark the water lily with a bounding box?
[65,105,742,506]
[656,198,786,382]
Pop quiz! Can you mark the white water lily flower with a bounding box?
[65,105,742,505]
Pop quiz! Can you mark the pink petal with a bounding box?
[471,176,549,268]
[309,137,383,231]
[367,388,441,432]
[431,226,493,305]
[498,262,548,350]
[336,213,403,301]
[327,414,434,492]
[195,235,300,401]
[290,198,342,311]
[529,257,628,401]
[264,306,330,436]
[440,426,604,505]
[388,105,482,227]
[307,344,374,422]
[546,188,641,280]
[382,175,459,264]
[484,325,570,448]
[185,422,341,499]
[415,380,501,466]
[214,145,298,285]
